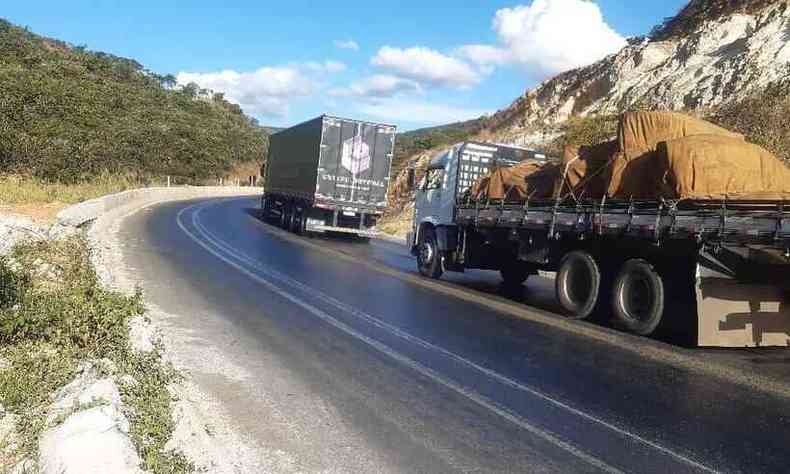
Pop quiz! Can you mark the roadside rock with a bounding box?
[0,214,47,256]
[39,362,141,474]
[129,315,158,353]
[40,406,141,474]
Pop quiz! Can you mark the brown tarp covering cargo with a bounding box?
[558,141,617,199]
[608,111,744,199]
[660,134,790,200]
[468,111,790,204]
[469,159,558,201]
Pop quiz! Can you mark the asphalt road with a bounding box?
[118,196,790,473]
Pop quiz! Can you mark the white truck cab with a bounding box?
[413,145,460,229]
[408,142,543,278]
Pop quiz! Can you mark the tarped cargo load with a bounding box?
[607,152,669,199]
[608,111,744,199]
[618,111,743,156]
[557,141,617,199]
[660,135,790,200]
[469,159,558,201]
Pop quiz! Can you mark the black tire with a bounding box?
[289,209,301,234]
[279,205,291,230]
[261,197,273,222]
[417,227,443,279]
[261,196,269,221]
[500,262,532,286]
[611,259,665,336]
[555,250,601,320]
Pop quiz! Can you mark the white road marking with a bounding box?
[191,203,717,474]
[176,201,717,473]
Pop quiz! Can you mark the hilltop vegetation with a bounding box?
[0,19,267,185]
[393,118,486,173]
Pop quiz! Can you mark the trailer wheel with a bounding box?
[500,262,532,286]
[289,209,302,234]
[417,227,443,279]
[261,197,271,221]
[280,206,291,230]
[611,259,665,335]
[556,251,601,320]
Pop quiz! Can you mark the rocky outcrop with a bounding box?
[487,1,790,143]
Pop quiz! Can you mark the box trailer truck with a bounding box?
[407,141,790,347]
[261,115,396,238]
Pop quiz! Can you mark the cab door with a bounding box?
[414,165,446,225]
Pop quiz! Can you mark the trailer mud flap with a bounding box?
[696,273,790,347]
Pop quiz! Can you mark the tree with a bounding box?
[160,74,177,89]
[181,82,199,98]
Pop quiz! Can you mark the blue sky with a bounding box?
[4,0,688,130]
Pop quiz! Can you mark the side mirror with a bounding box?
[406,168,416,190]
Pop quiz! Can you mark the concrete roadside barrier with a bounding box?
[55,186,261,229]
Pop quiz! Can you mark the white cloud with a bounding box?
[334,39,360,51]
[456,44,513,67]
[355,97,489,126]
[371,46,482,89]
[329,74,421,98]
[176,66,314,118]
[304,60,346,74]
[491,0,626,77]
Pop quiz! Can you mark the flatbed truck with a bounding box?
[408,142,790,347]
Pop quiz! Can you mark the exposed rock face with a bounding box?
[487,1,790,143]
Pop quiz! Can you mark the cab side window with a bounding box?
[423,168,444,191]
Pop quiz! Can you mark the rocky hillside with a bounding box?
[382,0,790,233]
[486,0,790,145]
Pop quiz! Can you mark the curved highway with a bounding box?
[118,196,790,473]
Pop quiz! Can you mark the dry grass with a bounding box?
[0,174,141,206]
[377,204,414,237]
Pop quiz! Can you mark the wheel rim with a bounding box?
[419,241,435,271]
[620,272,654,322]
[564,260,592,308]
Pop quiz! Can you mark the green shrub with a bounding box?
[0,258,27,309]
[546,114,619,156]
[0,239,143,352]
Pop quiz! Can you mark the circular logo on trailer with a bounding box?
[341,131,371,175]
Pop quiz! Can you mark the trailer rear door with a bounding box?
[316,117,395,210]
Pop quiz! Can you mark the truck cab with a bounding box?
[408,142,546,280]
[413,146,459,230]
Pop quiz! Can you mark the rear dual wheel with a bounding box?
[555,251,601,320]
[556,252,666,335]
[611,259,665,336]
[279,205,290,229]
[280,205,306,234]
